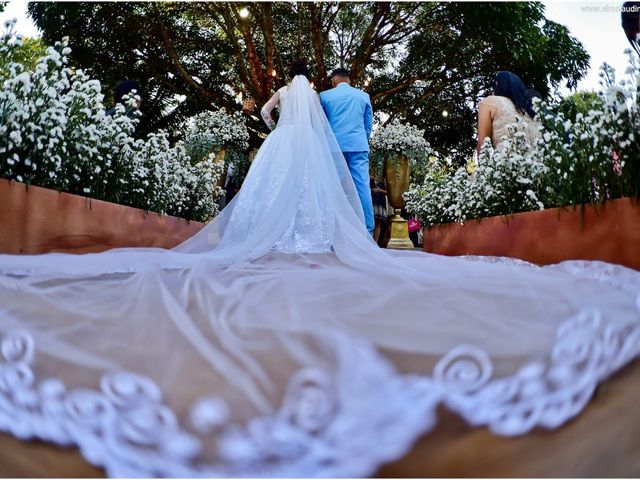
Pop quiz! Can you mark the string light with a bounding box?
[364,79,370,87]
[239,8,249,18]
[310,82,315,89]
[271,69,277,77]
[442,110,449,118]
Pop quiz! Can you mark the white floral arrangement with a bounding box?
[0,22,224,222]
[182,108,251,192]
[533,56,639,206]
[370,119,431,165]
[368,119,432,183]
[405,130,548,227]
[127,132,224,220]
[406,50,640,228]
[183,108,249,161]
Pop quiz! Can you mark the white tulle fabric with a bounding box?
[0,76,639,477]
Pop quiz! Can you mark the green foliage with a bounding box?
[0,19,47,78]
[0,36,46,74]
[27,2,589,157]
[554,91,604,123]
[376,2,589,166]
[28,2,233,139]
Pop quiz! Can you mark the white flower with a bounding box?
[370,119,431,165]
[0,31,228,222]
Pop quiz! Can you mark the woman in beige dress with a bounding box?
[476,71,540,158]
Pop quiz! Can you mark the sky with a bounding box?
[542,1,631,92]
[0,0,634,94]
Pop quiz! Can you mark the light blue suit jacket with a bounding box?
[320,83,373,152]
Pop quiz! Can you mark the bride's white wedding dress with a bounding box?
[0,75,638,477]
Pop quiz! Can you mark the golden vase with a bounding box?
[384,155,414,249]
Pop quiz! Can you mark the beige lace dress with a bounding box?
[479,95,540,152]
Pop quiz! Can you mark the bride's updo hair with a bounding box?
[289,59,310,79]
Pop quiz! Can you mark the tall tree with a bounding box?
[28,2,589,161]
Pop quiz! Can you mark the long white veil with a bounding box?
[0,76,638,476]
[173,75,371,259]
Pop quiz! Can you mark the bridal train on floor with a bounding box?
[0,76,638,476]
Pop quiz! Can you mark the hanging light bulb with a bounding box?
[239,7,249,18]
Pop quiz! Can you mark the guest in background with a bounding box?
[106,80,142,117]
[407,216,422,248]
[370,174,388,243]
[476,71,539,158]
[225,162,238,205]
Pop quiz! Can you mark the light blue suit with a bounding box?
[320,83,374,234]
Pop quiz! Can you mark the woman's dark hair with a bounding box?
[493,71,536,119]
[289,59,310,79]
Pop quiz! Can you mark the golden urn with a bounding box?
[384,155,414,249]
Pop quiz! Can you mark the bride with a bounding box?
[0,62,638,477]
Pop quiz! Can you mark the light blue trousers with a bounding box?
[343,151,374,235]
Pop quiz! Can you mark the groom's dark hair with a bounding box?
[331,68,350,79]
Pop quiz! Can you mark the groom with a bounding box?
[320,68,374,235]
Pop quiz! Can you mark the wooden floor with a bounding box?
[1,359,639,478]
